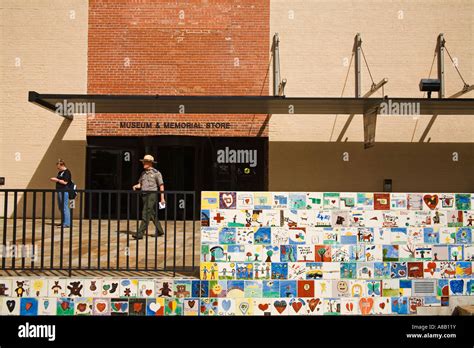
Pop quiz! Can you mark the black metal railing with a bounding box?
[0,189,199,276]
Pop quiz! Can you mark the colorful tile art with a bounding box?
[0,192,472,316]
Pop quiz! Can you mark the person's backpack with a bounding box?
[69,181,78,199]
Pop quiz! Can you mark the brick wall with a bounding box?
[87,0,270,137]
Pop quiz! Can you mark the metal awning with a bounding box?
[29,91,474,115]
[28,91,474,148]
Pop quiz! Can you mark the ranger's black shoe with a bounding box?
[132,233,143,240]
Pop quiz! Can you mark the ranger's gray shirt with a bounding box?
[139,168,164,191]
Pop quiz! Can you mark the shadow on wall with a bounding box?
[269,142,474,193]
[10,119,86,218]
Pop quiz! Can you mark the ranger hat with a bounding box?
[139,154,157,163]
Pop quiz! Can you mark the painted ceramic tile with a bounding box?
[363,211,384,228]
[12,279,30,297]
[2,297,20,315]
[153,280,173,298]
[219,192,236,209]
[391,296,409,314]
[333,280,351,297]
[322,262,340,280]
[357,263,375,279]
[257,210,283,227]
[146,298,164,316]
[440,261,456,278]
[272,192,288,209]
[465,246,474,261]
[373,262,390,278]
[289,193,307,210]
[447,211,464,227]
[288,298,308,315]
[399,279,412,296]
[236,228,255,244]
[306,193,324,210]
[74,297,93,315]
[456,227,472,244]
[366,245,383,262]
[253,298,273,316]
[340,228,357,244]
[373,297,391,314]
[440,194,455,210]
[174,280,192,298]
[350,280,366,297]
[271,299,289,315]
[423,261,440,278]
[217,298,235,316]
[129,298,146,316]
[262,280,279,298]
[455,261,472,278]
[235,298,253,315]
[83,279,103,298]
[455,194,471,210]
[226,280,245,298]
[407,262,424,278]
[29,279,48,297]
[200,298,218,315]
[341,297,360,315]
[305,262,323,280]
[356,193,374,210]
[448,245,463,261]
[306,298,324,315]
[287,262,306,279]
[390,193,407,210]
[374,194,390,210]
[101,279,119,297]
[407,194,423,210]
[409,297,424,314]
[0,279,12,297]
[340,193,357,210]
[314,211,332,227]
[200,262,219,280]
[138,280,155,298]
[37,297,56,315]
[20,298,38,316]
[332,245,350,262]
[382,279,399,297]
[201,209,211,227]
[183,298,199,316]
[93,298,110,315]
[314,280,332,297]
[324,298,341,315]
[236,192,254,210]
[65,279,84,297]
[209,280,227,297]
[422,194,440,210]
[57,298,74,315]
[111,298,129,316]
[201,191,219,210]
[201,227,219,244]
[253,192,272,210]
[119,279,138,297]
[323,193,340,209]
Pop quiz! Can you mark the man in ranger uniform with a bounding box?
[132,155,166,239]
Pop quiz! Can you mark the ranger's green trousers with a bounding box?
[138,193,164,237]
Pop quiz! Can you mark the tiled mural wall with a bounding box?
[0,192,472,316]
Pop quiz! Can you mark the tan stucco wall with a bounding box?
[269,0,473,192]
[0,0,88,216]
